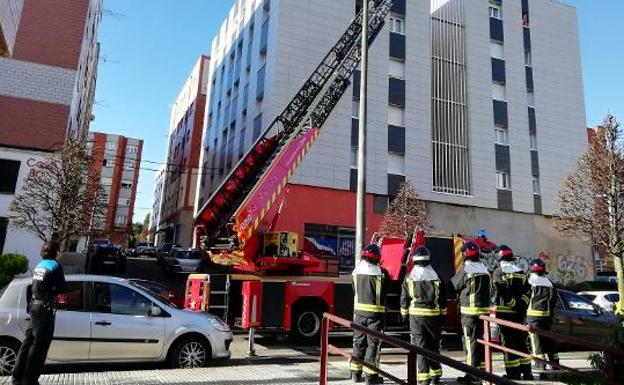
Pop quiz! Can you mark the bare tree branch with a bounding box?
[379,181,427,239]
[9,139,108,248]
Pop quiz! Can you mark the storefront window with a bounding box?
[304,224,355,272]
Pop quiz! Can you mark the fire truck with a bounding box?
[190,0,460,342]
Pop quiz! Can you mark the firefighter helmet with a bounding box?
[530,258,547,274]
[361,244,382,263]
[495,245,514,261]
[412,246,431,263]
[462,241,480,261]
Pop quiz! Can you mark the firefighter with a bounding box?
[451,241,490,385]
[527,258,559,371]
[400,246,446,385]
[12,241,66,385]
[491,245,533,380]
[351,244,388,384]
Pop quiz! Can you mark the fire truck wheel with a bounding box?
[292,308,322,343]
[168,335,211,368]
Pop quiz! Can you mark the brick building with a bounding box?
[83,132,143,247]
[0,0,101,264]
[157,56,210,247]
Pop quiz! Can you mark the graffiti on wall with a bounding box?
[538,252,591,285]
[480,251,591,285]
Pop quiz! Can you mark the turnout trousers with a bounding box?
[12,303,56,385]
[498,313,531,377]
[351,314,383,376]
[527,316,559,365]
[410,316,442,384]
[461,315,485,371]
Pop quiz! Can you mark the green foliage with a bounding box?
[564,280,618,292]
[587,316,624,382]
[0,253,29,288]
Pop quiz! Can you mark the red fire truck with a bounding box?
[190,0,460,342]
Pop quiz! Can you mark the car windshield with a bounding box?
[562,291,599,312]
[0,286,6,299]
[579,294,596,301]
[129,281,178,308]
[605,293,620,303]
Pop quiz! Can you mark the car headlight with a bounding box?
[208,317,230,332]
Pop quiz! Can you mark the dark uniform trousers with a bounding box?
[498,313,531,376]
[351,315,383,375]
[527,317,559,364]
[461,315,485,370]
[12,302,56,385]
[410,316,443,382]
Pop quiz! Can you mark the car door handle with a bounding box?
[95,320,112,326]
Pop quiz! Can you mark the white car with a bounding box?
[578,290,619,313]
[0,275,232,376]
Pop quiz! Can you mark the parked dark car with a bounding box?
[128,278,184,308]
[134,242,157,257]
[163,248,204,274]
[88,244,126,274]
[491,289,619,350]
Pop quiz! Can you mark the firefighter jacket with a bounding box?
[451,260,491,316]
[492,261,530,315]
[527,273,557,318]
[352,259,388,318]
[400,265,447,317]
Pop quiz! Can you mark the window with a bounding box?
[524,50,532,66]
[115,215,127,225]
[373,195,388,214]
[496,171,511,190]
[389,15,405,34]
[121,182,132,189]
[118,198,131,207]
[389,59,405,79]
[56,282,85,312]
[606,294,620,303]
[527,92,535,106]
[490,42,504,60]
[0,159,20,194]
[561,291,599,313]
[529,133,538,149]
[0,217,8,255]
[101,177,113,186]
[532,176,541,195]
[350,147,357,168]
[388,105,405,127]
[93,283,152,316]
[492,83,506,101]
[489,5,502,19]
[495,127,508,145]
[304,223,355,272]
[387,153,405,175]
[126,145,138,154]
[105,141,117,150]
[352,99,359,118]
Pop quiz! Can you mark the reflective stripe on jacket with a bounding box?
[400,276,448,317]
[527,274,557,318]
[451,261,491,316]
[352,261,388,318]
[492,265,529,315]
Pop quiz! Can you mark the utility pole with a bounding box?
[355,0,369,263]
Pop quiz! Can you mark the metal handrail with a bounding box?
[319,313,519,385]
[479,314,624,385]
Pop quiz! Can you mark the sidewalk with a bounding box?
[0,352,589,385]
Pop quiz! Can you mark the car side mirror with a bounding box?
[150,306,162,317]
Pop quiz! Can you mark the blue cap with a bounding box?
[477,229,487,238]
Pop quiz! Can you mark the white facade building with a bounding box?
[196,0,590,268]
[150,165,165,244]
[0,148,49,267]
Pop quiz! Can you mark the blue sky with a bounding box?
[91,1,623,223]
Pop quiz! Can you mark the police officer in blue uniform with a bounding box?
[12,241,66,385]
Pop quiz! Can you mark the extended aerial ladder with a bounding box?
[194,0,394,271]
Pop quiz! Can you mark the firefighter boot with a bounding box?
[456,375,482,385]
[351,372,363,383]
[365,374,384,384]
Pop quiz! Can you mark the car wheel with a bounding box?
[292,307,322,344]
[0,340,20,376]
[168,336,210,369]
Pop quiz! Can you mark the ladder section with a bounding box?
[195,0,393,252]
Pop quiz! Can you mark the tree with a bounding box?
[128,214,150,248]
[379,181,427,239]
[139,213,150,242]
[9,139,107,248]
[555,114,624,314]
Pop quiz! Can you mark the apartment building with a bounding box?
[197,0,589,271]
[149,165,166,244]
[158,56,210,247]
[83,132,143,247]
[0,0,101,262]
